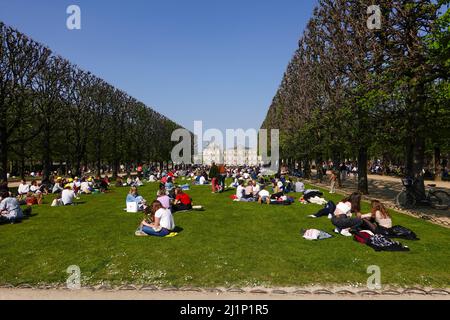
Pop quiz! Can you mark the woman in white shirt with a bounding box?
[331,192,363,236]
[18,180,30,197]
[235,180,245,200]
[139,200,175,237]
[361,200,392,232]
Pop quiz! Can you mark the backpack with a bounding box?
[353,231,372,244]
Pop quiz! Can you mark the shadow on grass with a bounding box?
[173,226,184,233]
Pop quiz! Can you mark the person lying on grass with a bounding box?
[172,188,193,212]
[0,191,24,224]
[137,200,175,237]
[360,200,392,233]
[257,185,271,204]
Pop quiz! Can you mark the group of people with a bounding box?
[232,175,304,205]
[310,192,393,237]
[130,185,199,237]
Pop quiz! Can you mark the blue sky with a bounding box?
[0,0,317,133]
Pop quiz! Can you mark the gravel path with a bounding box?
[1,286,449,300]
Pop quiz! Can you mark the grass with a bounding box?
[0,180,449,289]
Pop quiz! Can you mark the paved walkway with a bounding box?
[0,286,448,300]
[308,174,450,227]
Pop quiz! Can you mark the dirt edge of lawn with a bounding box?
[1,285,449,300]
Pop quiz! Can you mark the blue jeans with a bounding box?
[142,226,170,237]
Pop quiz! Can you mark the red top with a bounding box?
[176,193,191,205]
[26,196,38,206]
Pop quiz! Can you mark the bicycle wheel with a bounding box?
[429,191,450,210]
[396,191,416,209]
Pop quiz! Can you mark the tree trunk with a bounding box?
[357,146,369,195]
[96,140,102,177]
[112,160,119,179]
[405,135,426,199]
[42,128,52,184]
[434,147,442,181]
[0,128,8,182]
[303,159,311,179]
[316,155,323,181]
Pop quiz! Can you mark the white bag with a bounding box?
[303,229,320,240]
[51,199,63,207]
[126,201,138,213]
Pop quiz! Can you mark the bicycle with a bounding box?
[396,177,450,210]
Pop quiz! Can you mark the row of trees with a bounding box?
[262,0,449,194]
[0,22,182,183]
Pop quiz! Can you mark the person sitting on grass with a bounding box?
[157,189,171,210]
[99,176,110,192]
[134,176,144,187]
[137,200,175,237]
[30,180,43,195]
[258,185,271,204]
[165,176,174,193]
[73,177,81,193]
[243,182,255,201]
[80,178,92,194]
[360,200,392,233]
[235,180,245,201]
[270,181,285,201]
[331,192,363,237]
[17,179,30,199]
[126,176,133,186]
[252,180,260,197]
[172,188,193,212]
[126,186,146,211]
[61,184,76,206]
[0,191,24,224]
[52,178,64,194]
[115,177,124,187]
[25,191,42,206]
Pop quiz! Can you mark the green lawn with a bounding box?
[0,181,449,288]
